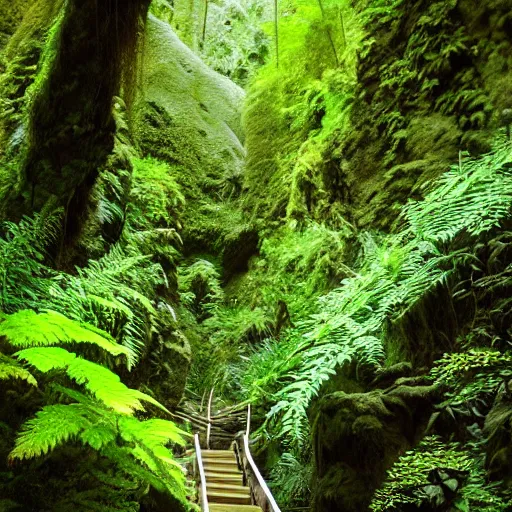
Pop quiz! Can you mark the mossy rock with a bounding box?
[338,0,512,231]
[134,15,245,190]
[0,0,36,49]
[143,320,192,409]
[312,379,441,511]
[134,16,250,267]
[221,225,259,281]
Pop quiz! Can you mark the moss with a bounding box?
[338,0,512,230]
[371,362,414,389]
[0,0,64,169]
[221,225,259,281]
[0,0,40,47]
[178,258,224,319]
[133,16,250,276]
[240,0,512,233]
[0,0,152,263]
[223,222,350,318]
[134,15,244,174]
[74,97,138,264]
[312,379,441,511]
[484,387,512,486]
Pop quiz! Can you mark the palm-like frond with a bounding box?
[15,347,170,415]
[0,211,61,312]
[9,403,93,460]
[402,142,512,243]
[9,395,187,504]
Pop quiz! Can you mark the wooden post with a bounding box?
[206,387,214,449]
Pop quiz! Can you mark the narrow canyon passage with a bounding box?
[0,0,511,511]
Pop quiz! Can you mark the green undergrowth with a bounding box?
[181,220,353,398]
[242,0,362,222]
[199,0,269,86]
[0,309,188,509]
[371,435,510,511]
[227,221,351,316]
[239,137,512,451]
[129,157,185,230]
[0,149,194,508]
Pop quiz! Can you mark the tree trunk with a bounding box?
[0,0,151,259]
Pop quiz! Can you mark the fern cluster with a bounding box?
[178,259,224,319]
[242,0,362,221]
[0,208,171,368]
[245,138,512,447]
[0,211,60,312]
[0,309,188,506]
[43,246,168,368]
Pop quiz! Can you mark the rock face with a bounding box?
[134,15,252,277]
[342,0,512,230]
[0,0,151,258]
[134,15,245,188]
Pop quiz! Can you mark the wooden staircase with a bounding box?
[202,450,261,512]
[192,401,280,512]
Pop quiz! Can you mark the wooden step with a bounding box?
[205,471,244,484]
[203,461,240,473]
[207,482,250,494]
[203,456,238,464]
[202,450,236,459]
[203,457,238,465]
[209,505,261,512]
[207,490,252,505]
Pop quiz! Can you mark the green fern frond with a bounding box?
[402,140,512,243]
[15,347,170,415]
[9,403,92,460]
[44,245,166,368]
[119,417,188,457]
[9,398,186,503]
[257,139,512,447]
[87,295,133,319]
[0,354,37,386]
[0,310,129,357]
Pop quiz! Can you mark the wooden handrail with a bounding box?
[194,433,209,512]
[206,387,214,449]
[246,403,251,438]
[234,404,281,512]
[243,434,281,512]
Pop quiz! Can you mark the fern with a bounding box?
[0,211,60,312]
[0,210,166,370]
[14,347,169,415]
[9,403,94,460]
[0,353,37,386]
[270,451,312,508]
[9,389,187,504]
[0,310,129,357]
[44,245,166,367]
[402,142,512,243]
[255,138,512,446]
